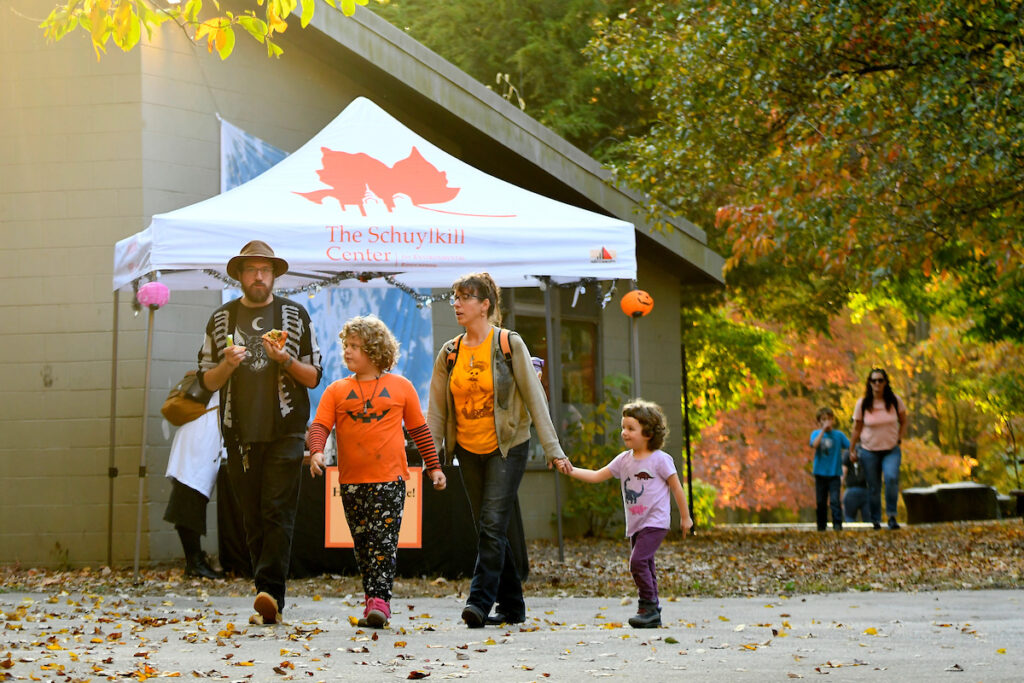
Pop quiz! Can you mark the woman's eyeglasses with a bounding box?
[449,293,483,305]
[870,377,886,384]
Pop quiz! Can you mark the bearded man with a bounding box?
[197,240,322,625]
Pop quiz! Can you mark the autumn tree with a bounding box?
[587,0,1024,338]
[694,308,972,517]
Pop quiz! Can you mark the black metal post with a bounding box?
[681,340,695,532]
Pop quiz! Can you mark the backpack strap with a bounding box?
[497,328,513,366]
[445,334,465,373]
[446,329,514,372]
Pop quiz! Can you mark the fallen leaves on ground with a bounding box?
[0,520,1020,599]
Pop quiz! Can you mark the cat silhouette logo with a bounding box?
[296,146,460,215]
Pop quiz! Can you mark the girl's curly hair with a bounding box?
[339,315,400,372]
[622,399,669,451]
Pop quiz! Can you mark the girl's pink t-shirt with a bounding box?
[608,449,677,537]
[853,395,906,451]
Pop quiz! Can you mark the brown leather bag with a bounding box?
[161,371,215,426]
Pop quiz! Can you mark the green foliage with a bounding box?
[681,292,782,439]
[561,373,632,537]
[371,0,648,158]
[588,0,1024,339]
[689,478,717,530]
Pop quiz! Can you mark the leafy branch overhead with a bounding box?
[39,0,378,60]
[588,0,1024,338]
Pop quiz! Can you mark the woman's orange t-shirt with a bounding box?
[450,329,498,454]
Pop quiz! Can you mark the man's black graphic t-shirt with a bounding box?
[234,304,276,443]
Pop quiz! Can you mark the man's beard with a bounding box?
[242,279,272,304]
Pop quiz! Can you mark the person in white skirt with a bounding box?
[164,393,226,579]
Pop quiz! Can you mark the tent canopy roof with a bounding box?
[114,98,636,293]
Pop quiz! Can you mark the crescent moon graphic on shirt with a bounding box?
[252,316,264,330]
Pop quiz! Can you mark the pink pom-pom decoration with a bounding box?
[136,281,170,309]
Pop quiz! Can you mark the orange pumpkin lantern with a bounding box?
[620,289,654,317]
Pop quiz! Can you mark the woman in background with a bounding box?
[849,368,908,530]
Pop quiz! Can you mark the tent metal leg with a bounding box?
[682,341,695,532]
[133,306,156,578]
[108,291,120,568]
[543,284,564,562]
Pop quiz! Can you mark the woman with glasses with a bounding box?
[849,368,908,529]
[428,272,572,628]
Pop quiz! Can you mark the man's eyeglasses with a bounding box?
[449,293,483,305]
[870,377,886,384]
[242,265,274,277]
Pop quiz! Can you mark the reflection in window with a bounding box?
[515,314,598,465]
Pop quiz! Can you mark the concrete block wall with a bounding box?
[1,1,147,567]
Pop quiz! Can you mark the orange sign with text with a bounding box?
[324,467,423,548]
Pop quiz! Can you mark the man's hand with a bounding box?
[223,344,248,369]
[263,338,290,365]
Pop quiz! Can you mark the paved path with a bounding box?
[2,590,1021,681]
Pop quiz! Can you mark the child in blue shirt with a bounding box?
[810,407,850,531]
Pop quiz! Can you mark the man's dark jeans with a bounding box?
[457,440,529,619]
[226,436,304,611]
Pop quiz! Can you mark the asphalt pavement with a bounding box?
[2,589,1021,681]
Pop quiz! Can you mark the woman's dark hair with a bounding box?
[861,367,899,413]
[622,399,669,451]
[451,272,502,325]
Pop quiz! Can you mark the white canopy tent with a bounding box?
[110,97,637,571]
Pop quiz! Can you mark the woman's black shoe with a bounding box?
[887,517,900,530]
[484,612,525,626]
[462,605,486,628]
[872,522,882,530]
[185,553,224,579]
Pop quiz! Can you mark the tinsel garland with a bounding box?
[135,270,617,310]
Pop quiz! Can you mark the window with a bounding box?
[507,286,601,466]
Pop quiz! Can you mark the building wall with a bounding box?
[0,2,148,567]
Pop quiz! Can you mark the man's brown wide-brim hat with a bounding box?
[226,240,289,281]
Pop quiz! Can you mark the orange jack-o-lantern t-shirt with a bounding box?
[311,373,428,484]
[450,329,498,454]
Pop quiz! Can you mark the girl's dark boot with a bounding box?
[628,599,662,629]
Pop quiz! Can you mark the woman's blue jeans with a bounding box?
[858,445,902,523]
[456,440,529,619]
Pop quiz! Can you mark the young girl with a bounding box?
[564,399,692,628]
[307,316,447,628]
